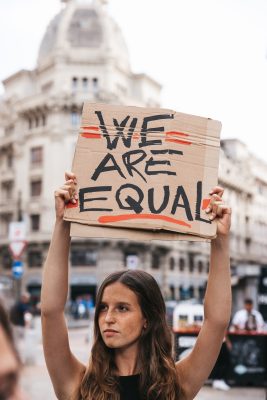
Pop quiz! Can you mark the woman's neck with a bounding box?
[114,345,140,376]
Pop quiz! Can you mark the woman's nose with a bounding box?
[105,310,115,323]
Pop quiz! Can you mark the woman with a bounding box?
[0,301,23,400]
[41,172,231,400]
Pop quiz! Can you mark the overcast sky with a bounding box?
[1,0,267,162]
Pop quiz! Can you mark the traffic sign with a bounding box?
[9,221,26,241]
[9,241,27,259]
[12,260,24,279]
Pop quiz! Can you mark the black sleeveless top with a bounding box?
[119,374,141,400]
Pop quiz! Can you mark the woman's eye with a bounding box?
[99,304,107,312]
[118,305,128,312]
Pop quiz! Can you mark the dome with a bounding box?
[37,0,130,72]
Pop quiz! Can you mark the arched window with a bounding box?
[82,77,88,91]
[72,77,78,92]
[179,258,185,272]
[198,261,204,273]
[92,77,99,94]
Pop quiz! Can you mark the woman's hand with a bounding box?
[205,186,231,237]
[54,172,77,221]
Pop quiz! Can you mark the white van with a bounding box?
[173,302,204,330]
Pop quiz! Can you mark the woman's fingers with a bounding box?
[54,189,71,202]
[55,173,78,205]
[218,204,232,216]
[65,171,77,184]
[206,200,231,221]
[205,194,222,215]
[209,186,224,197]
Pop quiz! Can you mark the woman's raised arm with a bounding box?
[176,186,232,399]
[41,172,85,400]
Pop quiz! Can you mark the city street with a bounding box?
[17,322,267,400]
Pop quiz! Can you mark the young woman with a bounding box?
[41,172,232,400]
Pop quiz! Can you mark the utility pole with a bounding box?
[9,191,25,301]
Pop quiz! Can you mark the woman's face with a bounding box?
[98,282,147,353]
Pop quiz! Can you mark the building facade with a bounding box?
[1,0,267,316]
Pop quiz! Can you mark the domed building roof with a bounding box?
[37,0,130,72]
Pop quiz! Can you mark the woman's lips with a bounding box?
[104,329,119,337]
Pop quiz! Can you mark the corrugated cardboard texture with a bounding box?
[70,222,211,242]
[64,103,221,240]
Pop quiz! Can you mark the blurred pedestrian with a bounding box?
[9,293,32,340]
[211,335,232,391]
[0,301,25,400]
[231,298,265,332]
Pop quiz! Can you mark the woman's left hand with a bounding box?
[205,186,231,237]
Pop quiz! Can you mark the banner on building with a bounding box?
[64,102,221,241]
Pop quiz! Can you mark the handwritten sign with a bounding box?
[64,103,221,240]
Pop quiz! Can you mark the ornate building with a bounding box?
[1,0,267,317]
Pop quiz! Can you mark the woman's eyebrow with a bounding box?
[116,302,131,306]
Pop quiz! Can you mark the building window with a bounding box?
[169,285,175,300]
[30,147,43,166]
[179,258,185,272]
[151,252,160,269]
[179,286,188,300]
[1,247,12,269]
[28,251,43,268]
[169,257,175,270]
[42,114,46,126]
[92,77,99,93]
[198,285,206,301]
[0,213,12,238]
[189,285,194,299]
[71,111,79,127]
[198,261,204,273]
[82,77,88,91]
[71,249,97,266]
[7,154,13,168]
[1,180,13,200]
[30,180,42,197]
[30,214,40,231]
[28,118,32,129]
[35,117,39,128]
[189,253,194,273]
[72,77,78,92]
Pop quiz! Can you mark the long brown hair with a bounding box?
[79,270,181,400]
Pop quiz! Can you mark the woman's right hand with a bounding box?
[54,172,77,220]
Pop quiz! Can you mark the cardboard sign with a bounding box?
[64,103,221,241]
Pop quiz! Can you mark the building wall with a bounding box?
[1,1,267,314]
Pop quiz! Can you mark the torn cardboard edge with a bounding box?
[64,214,217,239]
[70,221,214,242]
